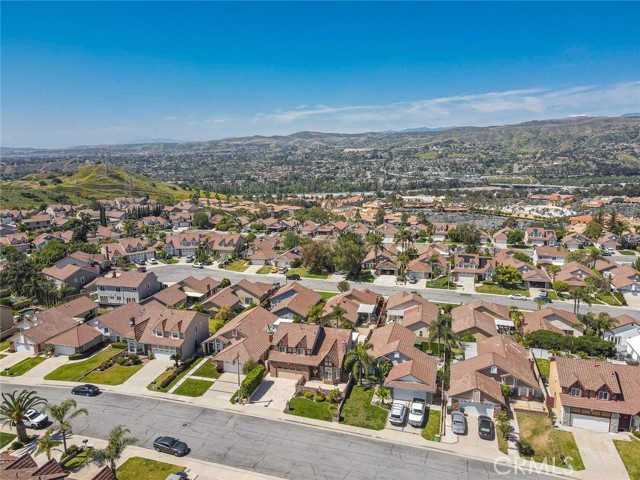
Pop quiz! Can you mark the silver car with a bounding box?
[451,411,467,435]
[389,402,407,426]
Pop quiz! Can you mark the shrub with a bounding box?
[147,351,155,360]
[65,444,79,455]
[239,364,265,398]
[328,388,341,403]
[500,384,511,398]
[117,357,127,365]
[461,332,476,343]
[68,353,85,361]
[634,430,640,440]
[11,441,24,450]
[516,439,535,457]
[111,342,128,349]
[242,359,258,375]
[304,391,314,399]
[314,394,325,402]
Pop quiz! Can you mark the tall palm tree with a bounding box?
[0,390,47,443]
[87,425,137,475]
[428,312,453,358]
[569,287,592,315]
[47,399,88,452]
[586,247,603,268]
[344,342,374,386]
[366,232,384,266]
[331,304,347,328]
[579,312,617,338]
[376,358,393,387]
[36,428,62,460]
[393,228,414,253]
[428,253,440,280]
[306,304,324,325]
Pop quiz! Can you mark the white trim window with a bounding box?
[570,387,582,397]
[278,344,286,353]
[171,332,179,339]
[597,391,610,400]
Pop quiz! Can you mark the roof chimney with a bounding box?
[206,283,211,294]
[129,316,135,326]
[342,340,347,357]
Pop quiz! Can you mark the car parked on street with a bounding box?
[407,277,418,284]
[408,400,426,427]
[389,402,407,426]
[451,411,467,435]
[192,262,203,269]
[507,293,527,300]
[478,415,495,440]
[534,296,553,304]
[286,274,301,281]
[71,384,100,396]
[153,436,190,456]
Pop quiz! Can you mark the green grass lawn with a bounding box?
[82,364,144,385]
[0,339,10,351]
[618,250,637,256]
[517,413,585,470]
[0,356,46,377]
[350,270,375,283]
[160,258,179,264]
[193,360,220,379]
[596,292,623,306]
[420,341,443,355]
[45,347,121,381]
[316,291,338,301]
[256,266,273,274]
[116,457,184,480]
[208,318,225,334]
[535,358,550,378]
[287,267,328,279]
[476,284,530,297]
[422,409,441,441]
[286,397,336,422]
[425,277,456,289]
[62,450,89,473]
[0,354,6,360]
[497,431,509,454]
[614,439,640,480]
[173,378,213,397]
[225,260,249,272]
[546,291,559,300]
[340,386,388,431]
[0,432,16,449]
[148,358,202,393]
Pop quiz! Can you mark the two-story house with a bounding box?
[452,300,513,340]
[205,233,246,260]
[164,232,203,257]
[554,261,596,289]
[270,282,322,320]
[561,233,591,252]
[54,251,109,272]
[524,227,557,247]
[603,314,640,352]
[549,357,640,432]
[95,271,163,307]
[532,246,568,266]
[42,265,99,292]
[22,213,52,231]
[453,253,495,282]
[45,204,75,218]
[0,232,31,253]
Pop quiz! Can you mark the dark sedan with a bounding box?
[478,415,495,440]
[286,274,301,281]
[153,436,190,457]
[71,384,100,396]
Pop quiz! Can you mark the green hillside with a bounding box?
[0,164,192,209]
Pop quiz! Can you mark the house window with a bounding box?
[155,330,163,337]
[278,344,285,353]
[232,329,238,338]
[74,278,78,283]
[116,287,121,292]
[297,347,305,355]
[597,391,610,400]
[80,277,85,283]
[172,332,179,339]
[570,387,582,397]
[103,327,109,334]
[324,368,332,380]
[490,366,498,374]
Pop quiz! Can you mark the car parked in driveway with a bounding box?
[478,415,495,440]
[185,256,194,263]
[508,293,527,300]
[153,436,190,456]
[389,402,407,426]
[72,384,100,396]
[451,411,467,435]
[149,258,158,265]
[12,409,48,429]
[192,262,203,269]
[408,400,426,427]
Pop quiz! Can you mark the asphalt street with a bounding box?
[151,264,640,320]
[14,385,556,480]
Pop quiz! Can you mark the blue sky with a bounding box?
[2,1,639,148]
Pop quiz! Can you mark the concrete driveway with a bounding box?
[249,374,297,410]
[623,292,640,310]
[456,415,500,457]
[385,402,424,436]
[203,372,244,401]
[569,427,630,480]
[0,351,31,370]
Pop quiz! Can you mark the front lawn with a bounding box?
[535,358,550,378]
[208,318,225,334]
[193,360,220,379]
[0,432,16,449]
[316,291,338,301]
[256,266,273,274]
[62,450,89,473]
[425,277,456,289]
[476,284,530,297]
[350,270,375,283]
[596,292,623,306]
[148,358,202,393]
[614,439,640,480]
[0,356,46,377]
[225,260,249,272]
[340,386,388,431]
[287,267,328,279]
[173,378,213,397]
[618,250,637,256]
[82,364,144,385]
[516,413,585,470]
[45,347,121,381]
[116,457,184,480]
[546,291,559,300]
[0,354,5,360]
[0,339,10,351]
[422,409,441,441]
[160,258,179,264]
[286,397,336,422]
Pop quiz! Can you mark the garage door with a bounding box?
[458,400,494,417]
[392,388,427,403]
[571,413,610,432]
[14,342,34,353]
[152,346,176,360]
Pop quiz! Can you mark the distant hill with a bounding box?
[0,164,192,209]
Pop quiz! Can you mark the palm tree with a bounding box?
[306,304,324,325]
[397,252,410,281]
[393,228,414,253]
[87,424,137,475]
[428,253,440,280]
[169,353,181,368]
[47,399,88,452]
[36,428,62,460]
[569,287,592,315]
[375,358,393,387]
[344,342,374,386]
[586,247,603,268]
[366,232,384,265]
[428,312,453,358]
[375,387,390,406]
[331,304,347,329]
[0,390,47,443]
[579,312,617,338]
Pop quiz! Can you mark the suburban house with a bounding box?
[491,228,511,249]
[361,251,400,276]
[101,238,156,263]
[174,276,221,302]
[0,453,68,480]
[549,357,640,432]
[321,288,380,327]
[494,253,552,289]
[453,253,495,281]
[451,300,513,340]
[272,249,301,269]
[270,282,322,320]
[201,279,272,313]
[267,323,353,384]
[522,308,584,337]
[603,314,640,352]
[203,307,278,372]
[594,232,622,252]
[95,271,163,307]
[46,204,75,218]
[607,265,640,295]
[432,223,456,242]
[0,232,31,253]
[22,213,53,230]
[205,233,246,260]
[367,322,438,403]
[561,233,591,252]
[532,246,568,266]
[54,251,109,272]
[31,233,65,251]
[449,335,541,417]
[42,264,99,292]
[244,239,278,265]
[144,283,189,308]
[164,232,203,257]
[384,291,439,338]
[524,227,557,247]
[554,261,596,289]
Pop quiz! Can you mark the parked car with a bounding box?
[451,411,467,435]
[192,262,203,269]
[286,274,301,281]
[185,256,194,263]
[478,415,495,440]
[508,293,527,300]
[389,402,407,426]
[278,267,288,274]
[149,258,158,265]
[12,409,48,429]
[539,289,548,296]
[407,277,418,284]
[165,473,188,480]
[601,250,612,257]
[408,399,426,427]
[71,384,100,396]
[534,296,553,304]
[153,436,190,456]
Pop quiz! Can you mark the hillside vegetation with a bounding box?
[0,164,191,209]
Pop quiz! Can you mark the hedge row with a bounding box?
[525,330,616,357]
[239,365,265,398]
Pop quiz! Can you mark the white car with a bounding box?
[508,293,527,300]
[389,402,407,426]
[192,262,203,269]
[408,400,426,427]
[149,258,158,265]
[20,409,48,429]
